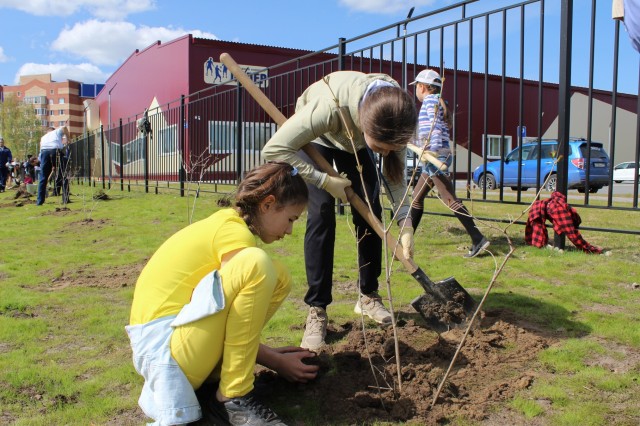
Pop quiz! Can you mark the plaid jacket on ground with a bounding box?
[525,191,602,254]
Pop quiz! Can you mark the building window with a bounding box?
[157,126,177,155]
[23,96,46,104]
[209,121,276,153]
[49,99,53,105]
[483,134,513,160]
[58,98,65,104]
[41,120,48,126]
[50,90,54,94]
[120,136,146,165]
[34,108,48,116]
[50,110,54,116]
[59,121,65,127]
[59,110,65,116]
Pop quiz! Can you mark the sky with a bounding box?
[0,0,637,93]
[0,0,447,85]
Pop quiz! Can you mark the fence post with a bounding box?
[119,118,124,191]
[85,133,91,184]
[236,86,243,183]
[337,37,346,216]
[180,95,186,197]
[338,37,346,71]
[100,125,106,189]
[555,0,573,249]
[144,128,149,193]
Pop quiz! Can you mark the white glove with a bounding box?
[321,174,351,202]
[399,225,414,261]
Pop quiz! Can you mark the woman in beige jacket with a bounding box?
[263,71,417,350]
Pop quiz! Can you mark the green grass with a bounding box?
[0,182,639,425]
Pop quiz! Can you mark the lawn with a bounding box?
[0,182,638,425]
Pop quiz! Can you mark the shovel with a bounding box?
[220,53,477,332]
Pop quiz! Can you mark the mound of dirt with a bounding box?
[251,311,551,425]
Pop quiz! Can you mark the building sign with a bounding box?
[204,57,269,87]
[517,125,527,138]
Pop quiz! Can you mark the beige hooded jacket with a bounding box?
[262,70,410,221]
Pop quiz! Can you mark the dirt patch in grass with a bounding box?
[246,308,553,425]
[67,218,111,229]
[38,263,144,291]
[584,337,640,374]
[0,199,37,208]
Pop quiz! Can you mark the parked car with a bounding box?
[613,161,639,183]
[472,138,610,193]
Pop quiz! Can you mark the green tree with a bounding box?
[0,94,43,160]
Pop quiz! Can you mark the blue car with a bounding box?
[472,139,610,193]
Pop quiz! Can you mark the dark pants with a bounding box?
[300,143,382,309]
[54,155,69,200]
[37,149,69,205]
[0,166,7,190]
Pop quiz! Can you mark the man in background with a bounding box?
[0,137,12,193]
[37,123,70,205]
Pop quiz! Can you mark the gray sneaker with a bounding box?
[464,237,490,258]
[354,292,392,325]
[205,391,287,425]
[300,306,327,350]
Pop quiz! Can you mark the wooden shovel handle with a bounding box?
[406,143,448,171]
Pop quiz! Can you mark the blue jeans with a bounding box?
[422,153,453,177]
[37,149,66,205]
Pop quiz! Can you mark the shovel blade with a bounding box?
[410,277,477,333]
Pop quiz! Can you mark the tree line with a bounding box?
[0,95,44,160]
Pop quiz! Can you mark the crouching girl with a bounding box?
[126,161,319,425]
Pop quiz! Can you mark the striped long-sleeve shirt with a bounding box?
[416,94,449,151]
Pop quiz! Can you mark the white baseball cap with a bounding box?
[409,69,442,87]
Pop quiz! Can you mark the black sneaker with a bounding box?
[464,237,490,258]
[204,392,287,426]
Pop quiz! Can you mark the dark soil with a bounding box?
[248,311,551,425]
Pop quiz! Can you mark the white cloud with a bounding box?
[51,20,218,66]
[339,0,436,14]
[15,62,110,84]
[0,0,156,20]
[0,46,8,62]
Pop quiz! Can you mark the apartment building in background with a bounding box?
[1,74,104,138]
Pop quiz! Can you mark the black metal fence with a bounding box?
[69,0,639,234]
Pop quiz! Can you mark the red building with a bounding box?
[86,35,637,181]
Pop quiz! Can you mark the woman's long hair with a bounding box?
[359,86,417,184]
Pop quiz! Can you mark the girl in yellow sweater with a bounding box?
[127,161,318,425]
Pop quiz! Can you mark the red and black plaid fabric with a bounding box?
[525,191,602,254]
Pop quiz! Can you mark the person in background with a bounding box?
[37,123,70,205]
[0,137,13,192]
[613,0,640,53]
[53,135,71,203]
[407,69,490,258]
[34,156,42,184]
[23,155,36,185]
[8,159,22,186]
[263,70,417,350]
[127,162,319,426]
